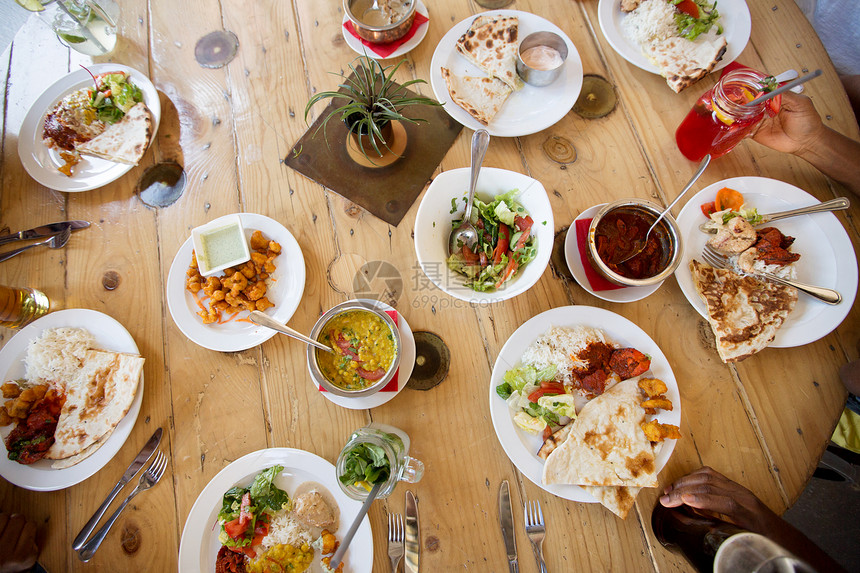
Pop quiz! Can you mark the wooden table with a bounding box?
[1,1,857,571]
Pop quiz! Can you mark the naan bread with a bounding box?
[582,485,642,519]
[76,102,153,165]
[690,260,797,363]
[50,433,108,469]
[45,349,144,460]
[644,35,727,93]
[543,379,658,488]
[455,15,523,91]
[441,67,512,125]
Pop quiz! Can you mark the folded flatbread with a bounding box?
[76,102,153,165]
[582,485,642,519]
[441,67,512,125]
[45,349,144,460]
[50,433,108,469]
[690,259,797,362]
[455,15,523,91]
[644,35,727,93]
[543,379,657,488]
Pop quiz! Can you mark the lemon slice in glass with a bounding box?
[15,0,45,12]
[58,32,87,44]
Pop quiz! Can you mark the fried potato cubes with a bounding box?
[185,230,281,324]
[637,377,681,443]
[1,382,49,427]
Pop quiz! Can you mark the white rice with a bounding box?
[25,327,96,383]
[521,326,610,385]
[622,0,678,46]
[260,510,314,549]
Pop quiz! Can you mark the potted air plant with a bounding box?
[304,52,441,162]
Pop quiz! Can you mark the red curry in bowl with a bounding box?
[594,208,670,280]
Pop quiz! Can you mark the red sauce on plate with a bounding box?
[594,210,667,279]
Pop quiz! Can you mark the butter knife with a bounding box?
[404,490,420,573]
[0,220,90,247]
[72,427,162,551]
[499,480,518,573]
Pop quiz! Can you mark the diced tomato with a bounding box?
[494,257,518,289]
[700,201,717,218]
[223,518,247,540]
[714,187,744,212]
[528,387,563,402]
[541,425,553,442]
[479,251,488,267]
[238,493,252,527]
[493,225,511,264]
[357,367,386,380]
[475,218,484,229]
[540,381,566,393]
[461,244,479,265]
[675,0,699,18]
[514,215,533,232]
[336,334,359,360]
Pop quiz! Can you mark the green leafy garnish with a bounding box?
[338,443,391,487]
[672,0,722,41]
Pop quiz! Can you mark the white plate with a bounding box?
[18,64,162,192]
[414,167,554,303]
[429,10,584,137]
[316,299,416,410]
[179,448,372,573]
[675,177,858,348]
[0,309,144,491]
[489,305,681,502]
[342,0,430,59]
[166,213,306,352]
[564,204,662,303]
[597,0,751,75]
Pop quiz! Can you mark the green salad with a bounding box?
[672,0,723,41]
[496,364,577,435]
[87,70,144,124]
[217,465,291,551]
[446,189,537,292]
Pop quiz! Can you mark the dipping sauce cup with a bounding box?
[516,31,568,87]
[675,68,781,161]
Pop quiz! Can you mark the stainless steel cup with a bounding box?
[516,31,568,87]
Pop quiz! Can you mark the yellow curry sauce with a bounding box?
[246,543,313,573]
[316,310,397,390]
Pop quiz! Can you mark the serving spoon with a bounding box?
[0,225,72,263]
[613,154,711,264]
[448,129,491,257]
[248,310,335,354]
[698,197,850,234]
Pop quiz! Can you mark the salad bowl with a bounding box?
[414,167,554,303]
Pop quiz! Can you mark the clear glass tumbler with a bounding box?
[38,0,119,56]
[0,286,50,329]
[336,423,424,500]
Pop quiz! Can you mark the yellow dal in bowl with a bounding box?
[316,309,397,391]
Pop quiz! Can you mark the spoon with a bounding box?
[744,69,822,107]
[329,481,382,569]
[361,0,386,26]
[698,197,850,234]
[248,310,335,354]
[0,226,72,263]
[613,154,711,264]
[448,129,491,256]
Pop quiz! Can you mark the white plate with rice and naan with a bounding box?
[0,309,144,491]
[489,305,681,516]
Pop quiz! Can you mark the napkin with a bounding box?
[318,309,400,393]
[574,218,625,292]
[343,12,429,59]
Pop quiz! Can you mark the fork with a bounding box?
[388,512,405,573]
[524,500,548,573]
[701,244,842,305]
[0,226,72,263]
[77,451,169,562]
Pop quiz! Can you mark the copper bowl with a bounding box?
[586,199,683,287]
[344,0,416,44]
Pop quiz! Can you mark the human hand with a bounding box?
[751,91,826,156]
[658,466,784,535]
[0,512,38,573]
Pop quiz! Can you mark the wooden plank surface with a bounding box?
[0,1,856,571]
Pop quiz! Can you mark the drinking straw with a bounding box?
[745,69,822,107]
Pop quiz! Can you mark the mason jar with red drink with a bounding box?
[675,68,781,161]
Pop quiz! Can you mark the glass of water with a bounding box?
[39,0,119,56]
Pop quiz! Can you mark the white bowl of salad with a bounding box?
[414,167,554,303]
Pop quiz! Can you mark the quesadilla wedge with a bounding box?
[455,15,523,91]
[542,379,658,488]
[76,102,153,165]
[441,67,512,125]
[644,35,727,93]
[45,349,144,460]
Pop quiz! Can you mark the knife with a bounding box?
[0,220,90,247]
[499,480,519,573]
[71,427,162,551]
[404,490,420,573]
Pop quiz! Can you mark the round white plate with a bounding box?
[429,10,584,137]
[675,177,857,348]
[342,0,430,59]
[179,448,372,573]
[414,167,554,303]
[0,309,144,491]
[489,305,681,502]
[315,299,416,410]
[18,64,162,192]
[166,213,306,352]
[564,204,662,303]
[597,0,751,75]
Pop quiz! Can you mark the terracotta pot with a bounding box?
[344,113,394,157]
